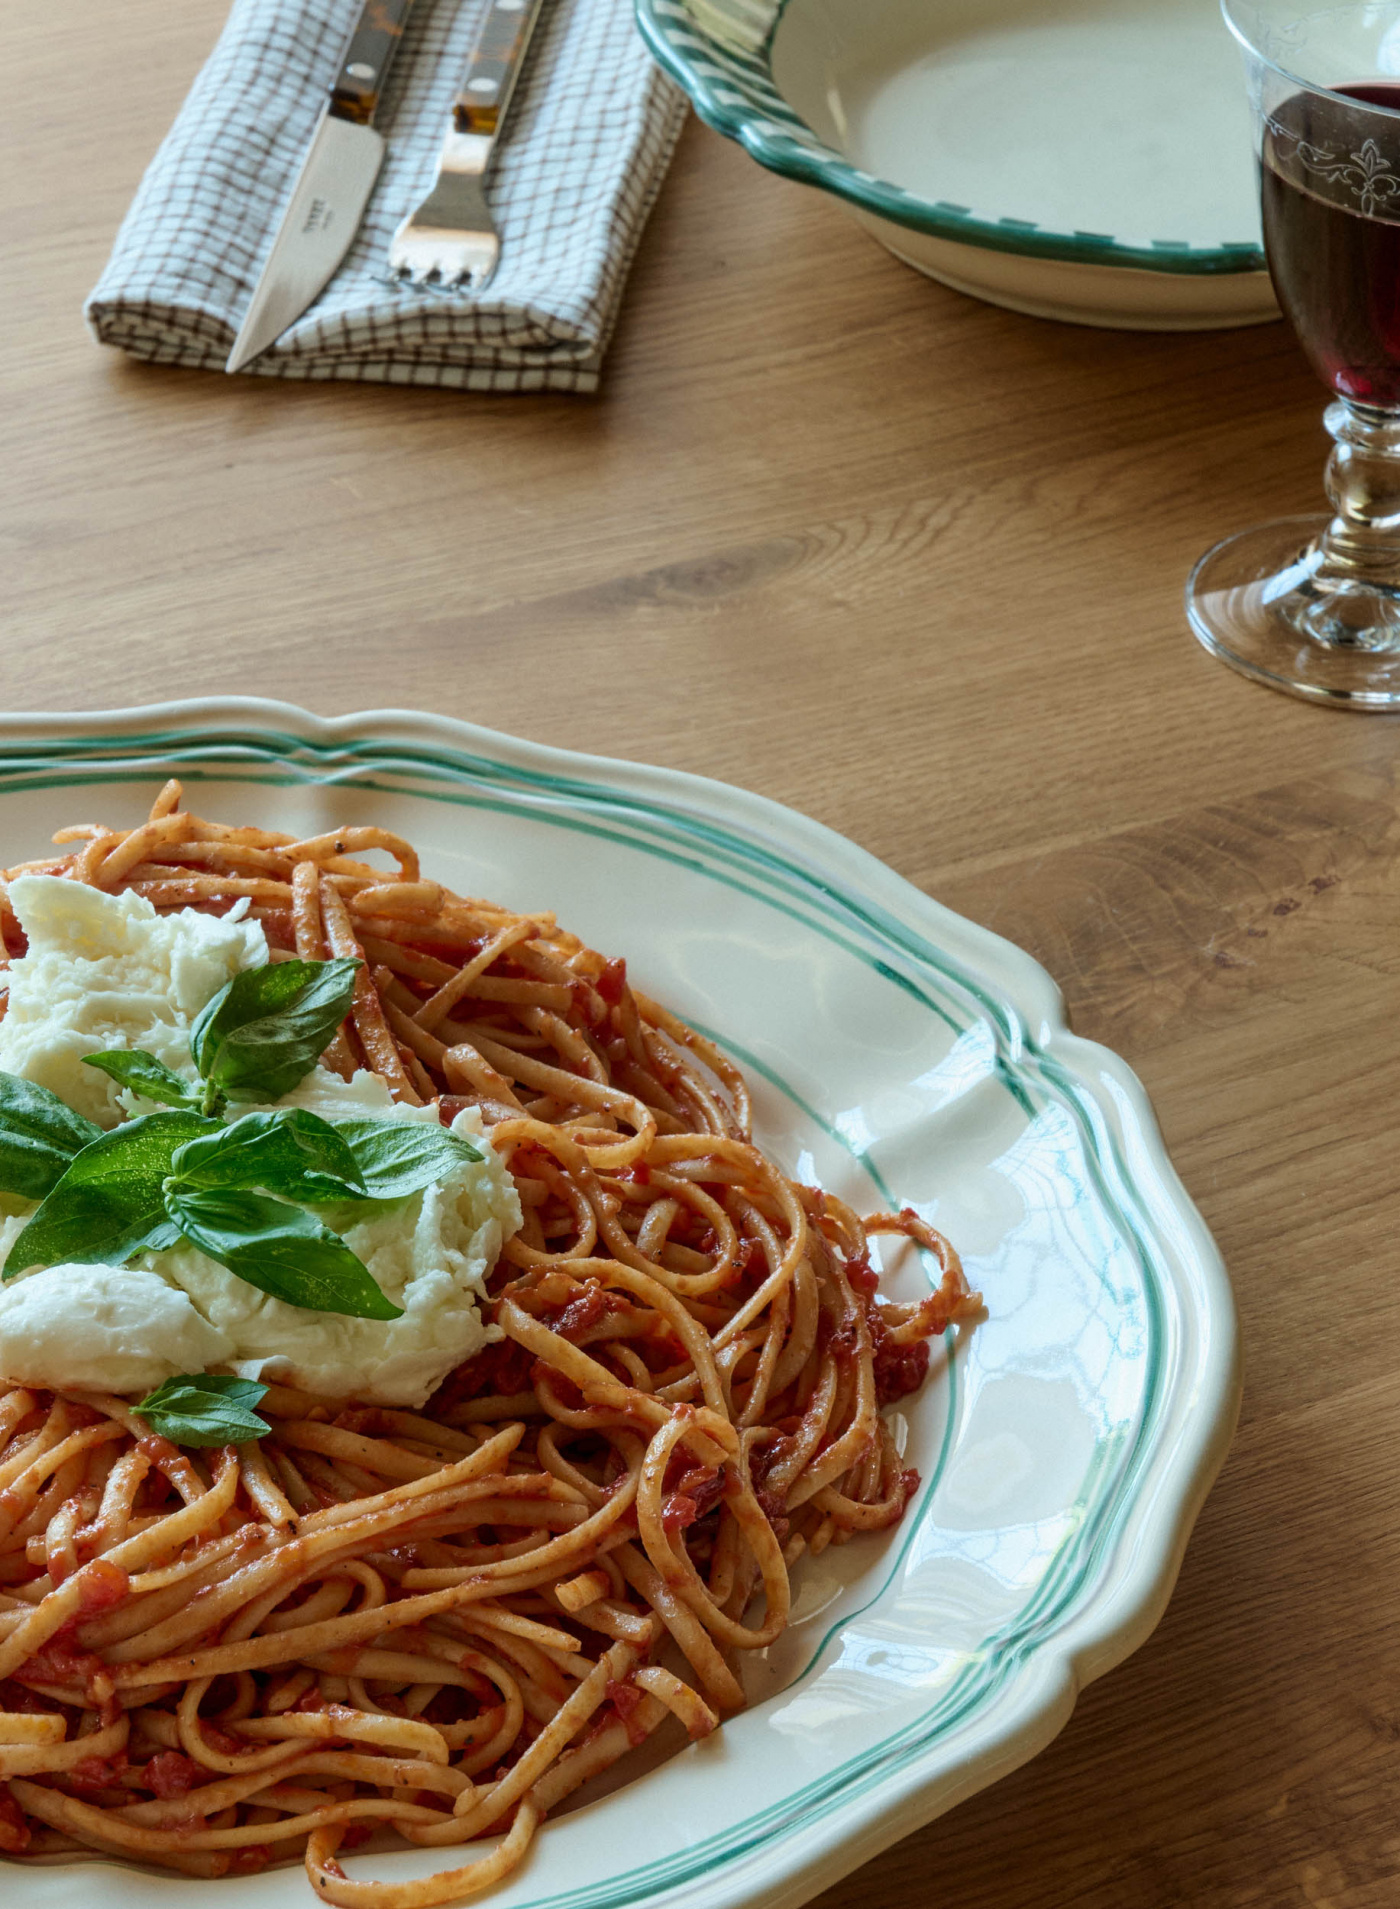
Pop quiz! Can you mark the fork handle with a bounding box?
[330,0,417,127]
[452,0,548,139]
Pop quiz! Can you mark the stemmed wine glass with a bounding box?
[1188,0,1400,707]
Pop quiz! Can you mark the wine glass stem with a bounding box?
[1316,399,1400,587]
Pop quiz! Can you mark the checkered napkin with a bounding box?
[85,0,686,392]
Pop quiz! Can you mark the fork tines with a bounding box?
[389,158,501,291]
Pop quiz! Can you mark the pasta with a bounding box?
[0,785,979,1904]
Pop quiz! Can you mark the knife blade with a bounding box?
[226,0,416,374]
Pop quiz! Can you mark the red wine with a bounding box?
[1262,82,1400,405]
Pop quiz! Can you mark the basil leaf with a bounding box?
[190,957,361,1105]
[333,1118,483,1201]
[135,1374,270,1448]
[0,1072,104,1200]
[84,1050,201,1113]
[7,1112,220,1276]
[171,1110,367,1201]
[164,1185,403,1320]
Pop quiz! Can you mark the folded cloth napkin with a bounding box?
[85,0,686,392]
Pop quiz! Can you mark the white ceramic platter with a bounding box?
[638,0,1280,329]
[5,702,1239,1909]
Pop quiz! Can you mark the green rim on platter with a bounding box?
[634,0,1268,276]
[0,711,1235,1909]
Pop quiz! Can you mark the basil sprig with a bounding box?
[169,1112,482,1206]
[6,1108,404,1319]
[0,952,485,1327]
[190,958,361,1112]
[0,1076,104,1199]
[81,957,362,1121]
[135,1373,271,1448]
[172,1109,368,1199]
[82,1050,202,1113]
[169,1186,401,1319]
[324,1119,483,1199]
[8,1112,218,1269]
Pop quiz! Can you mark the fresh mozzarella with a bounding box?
[0,878,521,1406]
[0,875,265,1126]
[0,1260,234,1394]
[150,1092,517,1407]
[264,1064,439,1126]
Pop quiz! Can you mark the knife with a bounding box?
[226,0,416,374]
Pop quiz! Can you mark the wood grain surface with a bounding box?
[4,5,1397,1905]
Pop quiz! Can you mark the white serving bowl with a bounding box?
[638,0,1280,329]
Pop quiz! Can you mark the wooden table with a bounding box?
[6,6,1397,1904]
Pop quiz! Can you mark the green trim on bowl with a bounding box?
[0,719,1182,1909]
[635,0,1269,276]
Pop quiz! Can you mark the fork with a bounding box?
[389,0,548,292]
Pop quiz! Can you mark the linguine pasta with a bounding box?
[0,785,979,1905]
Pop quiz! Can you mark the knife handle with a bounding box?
[330,0,416,127]
[452,0,548,138]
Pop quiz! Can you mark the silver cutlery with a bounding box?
[226,0,417,373]
[389,0,548,292]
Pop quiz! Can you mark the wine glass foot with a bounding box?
[1186,515,1400,709]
